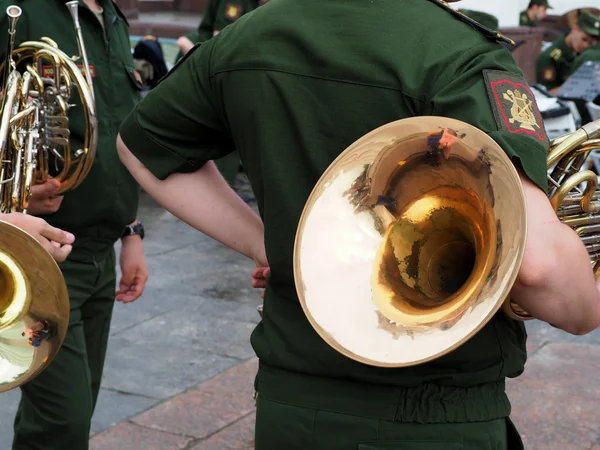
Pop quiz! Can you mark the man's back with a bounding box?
[122,0,548,424]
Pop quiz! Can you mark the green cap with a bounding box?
[579,10,600,37]
[458,9,499,30]
[531,0,552,8]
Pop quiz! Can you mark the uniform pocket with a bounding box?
[358,442,462,450]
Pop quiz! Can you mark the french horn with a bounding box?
[0,1,98,391]
[293,116,600,367]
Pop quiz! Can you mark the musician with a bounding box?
[117,0,600,448]
[570,43,600,76]
[0,213,75,262]
[0,1,148,449]
[536,11,600,92]
[519,0,551,27]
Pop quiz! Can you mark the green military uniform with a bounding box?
[570,44,600,75]
[519,0,552,27]
[176,0,260,186]
[519,10,537,27]
[459,9,499,30]
[536,36,576,90]
[120,0,549,448]
[0,1,141,448]
[537,11,600,90]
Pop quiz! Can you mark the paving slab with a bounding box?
[189,413,256,450]
[89,422,192,450]
[101,338,241,400]
[507,342,600,450]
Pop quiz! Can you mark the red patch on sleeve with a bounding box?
[484,70,546,143]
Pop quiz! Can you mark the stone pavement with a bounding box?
[0,184,600,449]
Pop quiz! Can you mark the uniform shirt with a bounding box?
[0,0,141,261]
[519,9,537,27]
[537,36,576,90]
[120,0,548,423]
[570,44,600,76]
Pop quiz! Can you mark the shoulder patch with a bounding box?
[483,70,546,143]
[224,3,242,22]
[425,0,515,46]
[549,48,562,61]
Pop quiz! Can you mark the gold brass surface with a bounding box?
[294,116,600,366]
[0,220,68,392]
[294,117,527,367]
[0,4,85,391]
[0,3,98,212]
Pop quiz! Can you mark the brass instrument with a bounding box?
[0,2,97,212]
[0,1,98,391]
[293,116,600,367]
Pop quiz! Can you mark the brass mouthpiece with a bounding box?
[6,5,21,19]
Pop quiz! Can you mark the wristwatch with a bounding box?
[122,220,145,239]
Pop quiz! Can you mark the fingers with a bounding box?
[252,266,270,289]
[116,271,148,303]
[32,178,61,198]
[40,222,75,245]
[252,278,267,289]
[45,243,72,263]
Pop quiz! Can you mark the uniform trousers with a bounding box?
[255,394,525,450]
[13,250,116,450]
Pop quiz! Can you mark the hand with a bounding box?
[116,235,148,303]
[251,266,270,299]
[27,179,64,216]
[0,212,75,262]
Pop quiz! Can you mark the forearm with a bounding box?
[512,223,600,334]
[510,173,600,334]
[117,136,264,261]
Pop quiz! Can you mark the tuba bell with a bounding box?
[293,116,600,367]
[0,2,98,391]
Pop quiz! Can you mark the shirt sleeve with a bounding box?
[427,43,549,192]
[119,38,235,180]
[197,0,218,43]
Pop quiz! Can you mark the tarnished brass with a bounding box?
[294,116,600,366]
[294,117,526,367]
[0,220,68,392]
[0,2,97,212]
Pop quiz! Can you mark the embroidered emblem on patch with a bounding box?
[224,3,241,21]
[543,67,556,82]
[42,65,95,78]
[550,48,562,61]
[483,70,546,142]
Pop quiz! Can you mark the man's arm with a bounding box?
[116,135,266,267]
[511,172,600,334]
[427,41,600,335]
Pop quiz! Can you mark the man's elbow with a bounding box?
[116,134,131,165]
